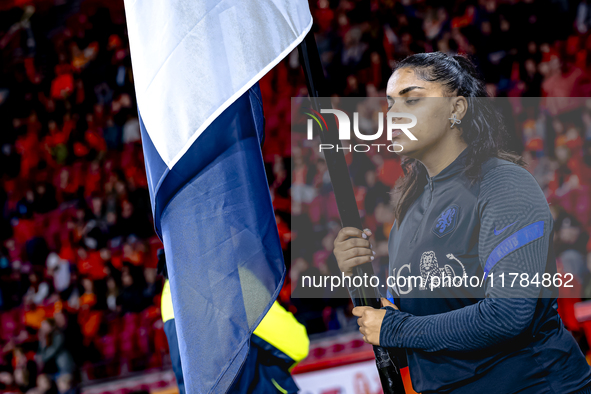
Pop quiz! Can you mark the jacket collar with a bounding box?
[426,148,468,183]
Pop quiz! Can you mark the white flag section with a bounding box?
[124,0,312,169]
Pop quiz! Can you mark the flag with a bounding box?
[123,1,312,393]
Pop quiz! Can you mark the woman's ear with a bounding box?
[451,96,468,121]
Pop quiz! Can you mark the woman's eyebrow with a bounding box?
[398,86,425,95]
[387,86,426,100]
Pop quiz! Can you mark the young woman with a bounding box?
[333,52,591,393]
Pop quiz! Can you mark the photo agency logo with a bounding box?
[303,107,418,153]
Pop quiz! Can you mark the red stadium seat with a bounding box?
[111,388,131,394]
[107,316,122,335]
[95,333,118,360]
[137,326,152,356]
[307,195,324,224]
[122,312,139,331]
[119,329,138,359]
[153,318,169,356]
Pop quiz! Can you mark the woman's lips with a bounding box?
[391,129,402,138]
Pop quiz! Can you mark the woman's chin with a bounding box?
[393,140,418,157]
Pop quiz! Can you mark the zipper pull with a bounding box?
[428,177,433,192]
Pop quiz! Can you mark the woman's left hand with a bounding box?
[352,298,398,346]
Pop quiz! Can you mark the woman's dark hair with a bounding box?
[392,52,524,225]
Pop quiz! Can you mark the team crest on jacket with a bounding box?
[432,204,459,238]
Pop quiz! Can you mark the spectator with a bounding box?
[13,347,37,392]
[56,374,78,394]
[46,253,70,294]
[37,319,75,376]
[14,367,32,393]
[0,371,21,393]
[122,116,140,144]
[29,374,58,394]
[34,184,58,214]
[23,273,50,306]
[105,276,119,312]
[142,267,158,307]
[117,270,145,314]
[79,277,97,309]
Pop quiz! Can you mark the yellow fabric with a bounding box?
[254,302,309,363]
[161,280,175,323]
[161,282,308,363]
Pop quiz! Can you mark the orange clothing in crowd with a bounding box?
[78,251,107,280]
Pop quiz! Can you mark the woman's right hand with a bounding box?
[333,227,375,276]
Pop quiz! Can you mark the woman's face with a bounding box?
[122,272,133,287]
[37,374,51,390]
[82,278,93,293]
[386,68,460,160]
[40,320,51,333]
[13,368,26,385]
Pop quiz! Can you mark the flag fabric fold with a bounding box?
[124,0,312,392]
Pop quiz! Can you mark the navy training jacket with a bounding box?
[381,149,591,394]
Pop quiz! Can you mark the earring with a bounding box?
[449,114,461,128]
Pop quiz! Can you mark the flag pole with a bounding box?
[297,30,407,394]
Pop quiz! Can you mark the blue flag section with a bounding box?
[139,85,285,393]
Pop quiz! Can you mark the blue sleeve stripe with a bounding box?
[483,221,545,280]
[387,289,395,304]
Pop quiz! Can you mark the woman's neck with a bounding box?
[418,139,468,178]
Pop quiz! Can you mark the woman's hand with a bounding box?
[333,227,375,276]
[353,298,399,346]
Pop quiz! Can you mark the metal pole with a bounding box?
[297,30,407,394]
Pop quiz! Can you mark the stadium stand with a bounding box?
[1,0,591,392]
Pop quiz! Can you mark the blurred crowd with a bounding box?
[1,0,591,392]
[0,0,164,392]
